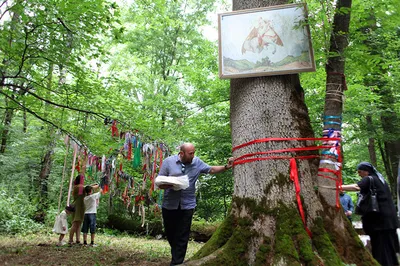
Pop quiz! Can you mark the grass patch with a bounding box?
[0,231,204,265]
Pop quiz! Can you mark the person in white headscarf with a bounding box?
[342,162,399,266]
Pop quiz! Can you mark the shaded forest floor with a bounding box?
[0,233,204,265]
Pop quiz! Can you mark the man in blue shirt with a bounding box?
[158,143,233,266]
[339,191,354,222]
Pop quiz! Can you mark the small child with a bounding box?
[53,205,75,246]
[82,184,102,247]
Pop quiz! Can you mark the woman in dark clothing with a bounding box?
[342,162,399,266]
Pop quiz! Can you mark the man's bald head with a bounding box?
[179,143,195,164]
[180,143,194,152]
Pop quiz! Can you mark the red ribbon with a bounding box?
[235,154,320,166]
[232,137,341,151]
[149,148,163,195]
[233,137,342,237]
[235,145,334,163]
[290,158,312,237]
[135,195,145,204]
[127,142,132,161]
[111,120,118,137]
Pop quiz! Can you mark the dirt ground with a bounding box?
[0,234,203,266]
[0,243,168,266]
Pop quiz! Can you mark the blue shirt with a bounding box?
[159,154,211,210]
[340,193,354,213]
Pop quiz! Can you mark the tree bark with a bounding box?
[319,0,352,207]
[23,106,27,133]
[188,1,376,265]
[36,63,56,222]
[366,115,377,166]
[0,7,20,154]
[380,104,400,195]
[0,101,13,153]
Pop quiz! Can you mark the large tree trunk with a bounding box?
[188,1,377,265]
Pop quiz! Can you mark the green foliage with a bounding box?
[0,189,44,234]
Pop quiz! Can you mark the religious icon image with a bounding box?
[241,17,284,55]
[218,3,316,79]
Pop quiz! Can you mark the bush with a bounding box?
[0,188,44,234]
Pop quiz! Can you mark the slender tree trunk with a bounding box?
[380,107,400,195]
[36,64,56,222]
[23,101,27,133]
[0,8,20,154]
[188,1,375,265]
[366,115,377,165]
[38,134,56,193]
[0,101,14,153]
[37,30,75,220]
[319,0,352,207]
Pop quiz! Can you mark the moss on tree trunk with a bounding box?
[190,198,377,266]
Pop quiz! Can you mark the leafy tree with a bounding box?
[345,0,400,193]
[0,0,119,145]
[0,0,120,221]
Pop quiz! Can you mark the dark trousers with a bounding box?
[162,207,194,266]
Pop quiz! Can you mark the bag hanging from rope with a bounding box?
[355,176,379,215]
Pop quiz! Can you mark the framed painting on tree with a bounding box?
[218,3,316,79]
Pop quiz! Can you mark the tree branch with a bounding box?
[0,1,13,22]
[2,83,106,119]
[57,18,73,32]
[0,89,87,148]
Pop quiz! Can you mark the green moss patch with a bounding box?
[311,217,343,266]
[201,217,256,266]
[254,237,272,266]
[274,203,319,265]
[192,214,234,259]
